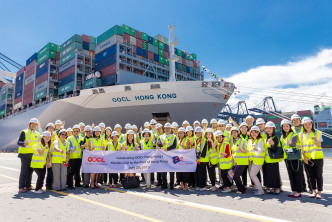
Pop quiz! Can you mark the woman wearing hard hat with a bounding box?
[122,130,140,177]
[17,118,41,193]
[239,122,249,188]
[45,122,56,190]
[280,119,304,198]
[52,129,69,191]
[248,126,265,195]
[300,117,324,199]
[107,131,121,188]
[176,127,190,190]
[185,126,196,188]
[140,129,155,188]
[201,119,209,133]
[82,125,93,188]
[263,122,282,195]
[30,131,52,193]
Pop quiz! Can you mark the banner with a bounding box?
[82,149,197,173]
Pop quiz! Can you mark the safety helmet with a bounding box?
[142,129,151,134]
[55,120,62,125]
[79,122,85,126]
[265,121,276,128]
[111,131,119,137]
[156,123,163,129]
[59,129,67,134]
[205,128,213,133]
[125,123,132,129]
[182,120,189,125]
[281,119,291,126]
[178,127,186,133]
[144,122,150,127]
[301,117,313,124]
[231,127,240,132]
[164,123,172,128]
[291,114,301,121]
[29,118,39,124]
[126,130,135,135]
[249,126,260,132]
[72,124,80,130]
[150,119,157,124]
[105,126,112,131]
[84,125,92,131]
[186,126,194,132]
[42,131,51,137]
[93,126,101,132]
[114,124,122,129]
[193,120,200,125]
[46,122,55,129]
[245,115,254,121]
[67,128,73,132]
[210,118,217,124]
[218,119,226,125]
[195,127,203,133]
[256,118,266,125]
[215,131,223,137]
[201,119,208,124]
[131,125,137,130]
[172,122,179,128]
[240,122,248,128]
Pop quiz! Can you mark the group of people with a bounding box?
[17,114,324,199]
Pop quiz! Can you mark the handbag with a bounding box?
[268,146,284,159]
[121,176,140,189]
[285,148,301,160]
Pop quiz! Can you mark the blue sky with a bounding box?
[1,0,332,81]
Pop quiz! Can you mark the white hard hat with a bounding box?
[201,119,208,124]
[150,119,157,124]
[55,120,62,125]
[226,124,232,128]
[46,122,55,129]
[111,131,119,137]
[195,127,202,133]
[178,127,186,133]
[240,122,248,128]
[59,129,67,134]
[210,118,217,124]
[126,130,135,135]
[156,123,163,128]
[42,131,51,137]
[205,128,213,133]
[99,122,105,128]
[218,119,227,125]
[131,125,137,129]
[215,131,223,137]
[172,122,179,128]
[67,128,73,132]
[84,125,92,131]
[114,124,122,129]
[142,129,151,134]
[186,126,194,132]
[29,118,39,124]
[256,118,265,125]
[193,120,200,125]
[245,115,254,121]
[182,120,189,125]
[105,126,112,131]
[93,126,101,132]
[125,123,132,129]
[281,119,292,126]
[249,126,260,132]
[164,122,172,128]
[265,121,276,128]
[231,127,240,132]
[291,114,301,120]
[79,122,85,126]
[144,122,150,127]
[72,124,80,130]
[301,117,313,124]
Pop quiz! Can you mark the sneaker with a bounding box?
[41,189,46,193]
[210,186,217,192]
[199,188,205,191]
[195,187,200,191]
[221,188,232,193]
[33,190,43,194]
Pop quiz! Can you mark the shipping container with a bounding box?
[99,63,116,78]
[37,51,56,65]
[102,74,116,86]
[23,94,34,106]
[133,46,136,55]
[25,74,35,86]
[89,43,95,51]
[136,39,142,48]
[142,49,148,58]
[97,25,123,45]
[136,30,142,40]
[95,35,119,54]
[130,36,136,45]
[59,58,75,73]
[142,42,147,50]
[60,50,76,66]
[129,27,136,37]
[26,53,38,66]
[35,81,48,92]
[25,61,36,78]
[85,78,102,88]
[164,44,169,52]
[82,34,90,42]
[36,60,48,74]
[122,24,130,34]
[90,36,96,44]
[35,73,48,86]
[58,74,75,88]
[60,42,83,58]
[14,96,22,105]
[153,54,159,62]
[136,47,142,56]
[148,52,154,60]
[148,36,153,44]
[123,33,130,43]
[164,51,169,58]
[34,89,47,101]
[148,43,154,52]
[60,34,82,51]
[59,66,75,80]
[83,41,89,50]
[159,41,164,50]
[153,46,158,54]
[297,110,313,116]
[95,44,116,63]
[95,54,116,70]
[159,49,164,57]
[58,81,74,95]
[38,42,57,56]
[142,32,148,41]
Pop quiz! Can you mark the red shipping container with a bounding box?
[297,110,312,116]
[0,82,5,88]
[25,61,36,78]
[148,52,154,60]
[133,46,136,54]
[56,52,60,60]
[193,60,197,68]
[35,73,48,85]
[16,67,26,77]
[82,34,90,42]
[100,63,116,78]
[123,33,130,43]
[59,66,75,80]
[136,39,142,48]
[23,95,33,106]
[182,58,186,65]
[136,31,142,40]
[15,96,22,105]
[164,51,169,58]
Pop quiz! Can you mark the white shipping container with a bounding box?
[95,35,116,54]
[25,74,35,86]
[186,60,190,66]
[130,36,136,46]
[35,81,48,92]
[14,102,22,110]
[59,58,75,73]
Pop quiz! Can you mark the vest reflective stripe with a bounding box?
[161,134,176,149]
[196,138,209,163]
[126,143,136,151]
[280,132,302,160]
[107,141,120,151]
[141,140,153,150]
[18,129,40,154]
[177,138,187,149]
[218,141,233,169]
[300,131,324,159]
[31,143,49,168]
[232,138,249,165]
[248,138,265,165]
[209,140,218,165]
[52,140,68,163]
[69,136,82,159]
[91,138,104,151]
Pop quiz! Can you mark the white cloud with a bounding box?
[225,49,332,113]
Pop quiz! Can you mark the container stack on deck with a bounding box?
[13,67,25,110]
[0,83,14,117]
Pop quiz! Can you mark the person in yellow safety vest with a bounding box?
[67,128,73,137]
[216,130,233,193]
[67,125,84,189]
[104,127,112,144]
[263,121,282,195]
[256,118,267,140]
[17,118,41,193]
[193,120,201,130]
[226,124,232,133]
[99,122,106,138]
[172,122,179,139]
[54,120,64,139]
[88,126,106,189]
[238,122,250,188]
[291,114,304,134]
[230,127,248,194]
[114,124,123,143]
[132,125,140,143]
[79,122,86,138]
[122,130,140,178]
[210,119,218,133]
[194,127,209,191]
[176,127,190,190]
[150,119,158,140]
[155,123,164,186]
[201,119,209,133]
[217,119,231,144]
[45,122,56,190]
[204,129,217,192]
[300,117,324,199]
[82,125,93,188]
[248,126,265,196]
[99,126,112,185]
[107,131,121,188]
[140,129,155,188]
[280,119,304,198]
[185,125,196,188]
[30,131,52,194]
[52,129,69,191]
[245,115,255,130]
[182,120,190,131]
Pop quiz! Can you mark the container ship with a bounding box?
[0,24,234,150]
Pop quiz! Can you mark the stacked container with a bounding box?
[13,66,25,110]
[0,83,14,117]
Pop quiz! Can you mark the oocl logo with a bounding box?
[88,156,105,163]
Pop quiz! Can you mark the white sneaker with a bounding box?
[33,190,43,194]
[40,189,46,193]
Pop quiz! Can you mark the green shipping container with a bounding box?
[177,50,182,57]
[89,36,96,44]
[191,53,197,60]
[159,57,165,64]
[165,59,169,66]
[142,42,147,50]
[158,49,164,57]
[60,34,82,51]
[158,41,164,50]
[38,42,57,56]
[129,27,136,37]
[153,38,158,46]
[190,67,193,74]
[37,51,56,65]
[58,81,74,95]
[57,45,61,52]
[1,91,6,101]
[148,44,154,52]
[35,89,47,101]
[0,109,5,117]
[60,42,82,58]
[153,46,158,54]
[84,79,102,88]
[122,24,130,34]
[89,43,95,51]
[60,50,76,66]
[267,116,279,119]
[142,32,148,41]
[97,25,123,45]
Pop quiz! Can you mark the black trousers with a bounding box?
[304,159,324,191]
[150,173,155,182]
[161,172,174,188]
[157,172,162,184]
[176,172,190,184]
[18,153,33,189]
[285,160,304,193]
[109,173,118,184]
[34,167,46,191]
[220,168,232,188]
[98,174,108,184]
[46,167,53,189]
[241,165,248,186]
[189,172,195,187]
[207,164,217,186]
[195,162,207,188]
[67,159,82,187]
[263,162,281,189]
[233,165,247,193]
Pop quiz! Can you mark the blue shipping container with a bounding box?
[36,60,48,74]
[186,66,190,73]
[148,36,153,44]
[136,47,142,56]
[175,48,178,55]
[95,54,116,70]
[36,70,47,79]
[95,44,116,63]
[58,74,75,87]
[0,104,5,110]
[164,44,169,52]
[26,53,38,66]
[153,54,159,62]
[102,74,117,86]
[175,62,178,69]
[83,41,89,50]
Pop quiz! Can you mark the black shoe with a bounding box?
[170,186,174,190]
[161,186,168,189]
[69,187,75,190]
[157,183,161,187]
[75,184,83,187]
[84,185,89,188]
[46,187,52,191]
